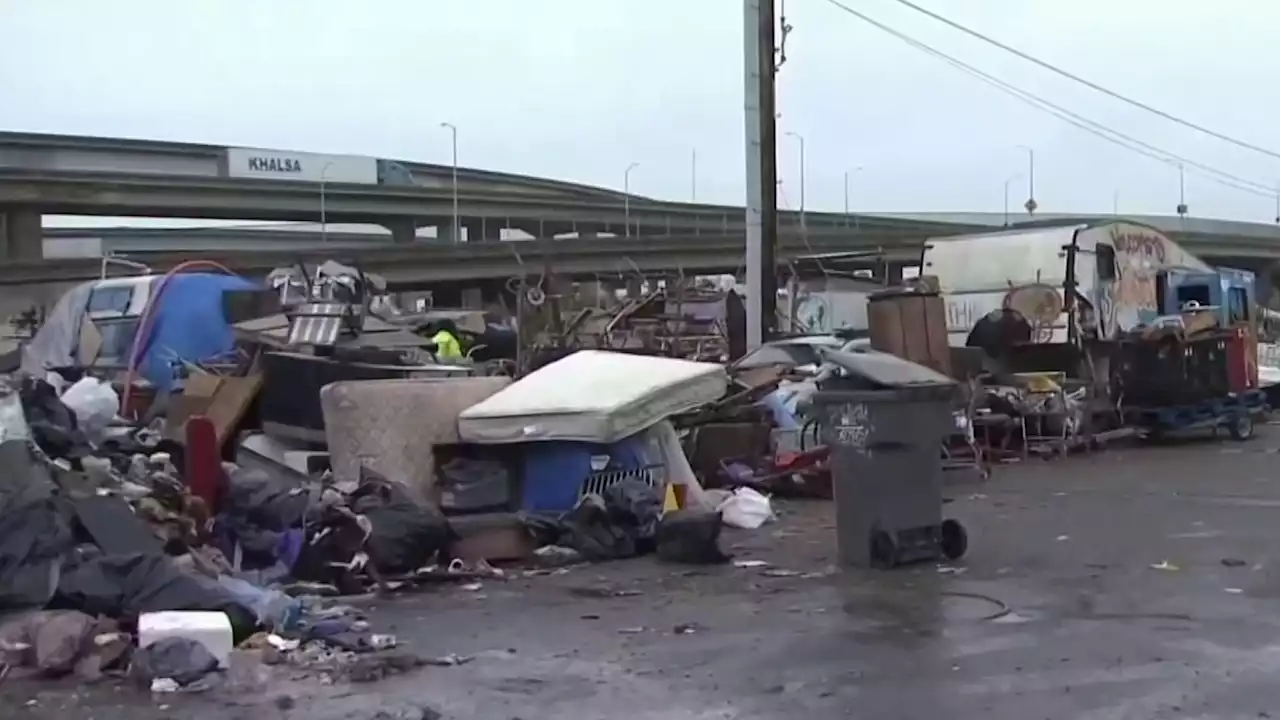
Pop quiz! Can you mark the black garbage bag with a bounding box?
[291,501,374,594]
[520,479,666,562]
[0,499,73,611]
[52,553,255,635]
[220,467,309,530]
[18,377,90,461]
[602,478,663,549]
[559,495,636,561]
[349,470,452,574]
[656,509,732,565]
[130,636,220,686]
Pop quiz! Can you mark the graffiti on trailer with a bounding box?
[1107,227,1170,329]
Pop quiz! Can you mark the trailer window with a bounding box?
[1228,287,1250,324]
[1096,244,1117,281]
[87,286,133,314]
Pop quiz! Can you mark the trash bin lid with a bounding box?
[817,347,956,389]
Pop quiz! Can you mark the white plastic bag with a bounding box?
[717,487,775,530]
[59,377,120,439]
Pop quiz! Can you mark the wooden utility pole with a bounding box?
[743,0,778,349]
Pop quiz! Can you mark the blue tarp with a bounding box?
[136,273,258,391]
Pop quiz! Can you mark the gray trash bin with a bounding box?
[812,347,967,569]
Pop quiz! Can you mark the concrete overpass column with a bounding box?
[385,219,419,244]
[464,220,503,243]
[0,207,42,260]
[436,222,459,243]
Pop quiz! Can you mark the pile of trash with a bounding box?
[0,375,464,693]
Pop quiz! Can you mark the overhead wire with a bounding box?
[816,0,1277,200]
[881,0,1280,163]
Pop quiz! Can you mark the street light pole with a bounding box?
[786,131,805,230]
[320,162,334,242]
[1176,163,1189,217]
[691,149,698,202]
[1017,145,1036,215]
[624,162,640,237]
[843,166,862,227]
[1002,173,1021,227]
[440,122,459,242]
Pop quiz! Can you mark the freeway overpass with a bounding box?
[0,230,928,319]
[5,131,1280,294]
[0,131,973,259]
[0,230,930,287]
[37,215,1280,262]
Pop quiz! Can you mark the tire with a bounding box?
[940,519,969,561]
[869,529,898,570]
[1228,413,1255,441]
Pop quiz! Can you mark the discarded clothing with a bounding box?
[53,553,255,636]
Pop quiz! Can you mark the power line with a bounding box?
[817,0,1276,199]
[883,0,1280,162]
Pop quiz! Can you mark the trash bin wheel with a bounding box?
[940,519,968,561]
[870,529,898,570]
[1227,413,1254,441]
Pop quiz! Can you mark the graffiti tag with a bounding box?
[833,403,874,455]
[1111,230,1168,265]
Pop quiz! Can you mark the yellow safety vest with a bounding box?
[431,330,463,359]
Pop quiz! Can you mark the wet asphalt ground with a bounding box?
[12,427,1280,719]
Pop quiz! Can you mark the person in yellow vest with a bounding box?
[430,319,464,361]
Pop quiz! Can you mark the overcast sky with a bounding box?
[3,0,1280,227]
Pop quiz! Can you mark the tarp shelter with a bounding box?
[136,274,257,390]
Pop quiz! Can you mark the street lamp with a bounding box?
[690,149,699,202]
[1176,163,1189,217]
[1017,145,1037,215]
[319,161,334,242]
[843,166,863,227]
[1002,173,1022,226]
[624,162,640,237]
[786,131,806,230]
[439,122,459,242]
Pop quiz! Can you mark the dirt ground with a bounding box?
[12,428,1280,719]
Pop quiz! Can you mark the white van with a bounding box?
[921,221,1210,350]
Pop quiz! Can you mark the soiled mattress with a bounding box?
[457,350,728,444]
